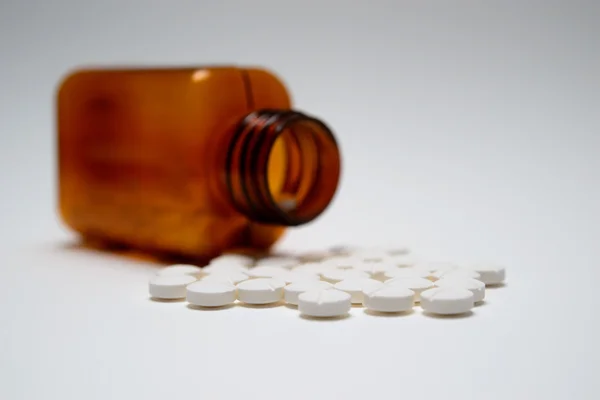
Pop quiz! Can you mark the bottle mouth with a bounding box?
[225,109,341,226]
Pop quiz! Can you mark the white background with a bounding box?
[1,1,599,399]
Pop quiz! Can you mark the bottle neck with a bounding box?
[225,109,341,226]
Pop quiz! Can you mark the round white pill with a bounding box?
[280,271,320,284]
[420,287,474,315]
[237,278,286,304]
[384,277,434,301]
[434,277,485,303]
[148,275,197,300]
[431,269,481,281]
[201,271,249,285]
[363,285,414,313]
[254,256,300,269]
[384,268,429,280]
[334,278,384,303]
[156,264,203,278]
[284,281,333,305]
[298,289,352,318]
[464,264,506,285]
[246,266,289,279]
[322,269,370,283]
[210,253,254,266]
[186,281,236,307]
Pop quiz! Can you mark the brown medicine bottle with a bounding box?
[57,66,341,261]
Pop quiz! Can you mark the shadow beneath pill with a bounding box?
[299,314,351,322]
[486,283,507,289]
[149,297,185,303]
[422,311,474,319]
[364,309,415,318]
[475,300,487,307]
[237,301,283,309]
[284,304,298,310]
[186,304,235,311]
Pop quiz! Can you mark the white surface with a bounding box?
[2,1,600,399]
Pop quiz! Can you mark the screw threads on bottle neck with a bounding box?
[225,109,341,226]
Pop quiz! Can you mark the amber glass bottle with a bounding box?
[57,66,341,260]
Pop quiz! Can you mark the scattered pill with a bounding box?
[322,269,370,283]
[201,271,249,285]
[334,278,384,303]
[464,264,506,286]
[420,287,474,315]
[156,264,203,278]
[236,278,286,304]
[431,269,481,281]
[246,266,289,279]
[186,281,237,307]
[149,275,197,300]
[298,289,352,318]
[434,278,485,303]
[384,277,434,301]
[148,247,507,319]
[383,268,429,280]
[363,285,414,313]
[284,281,333,305]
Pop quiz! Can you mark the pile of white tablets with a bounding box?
[148,246,506,318]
